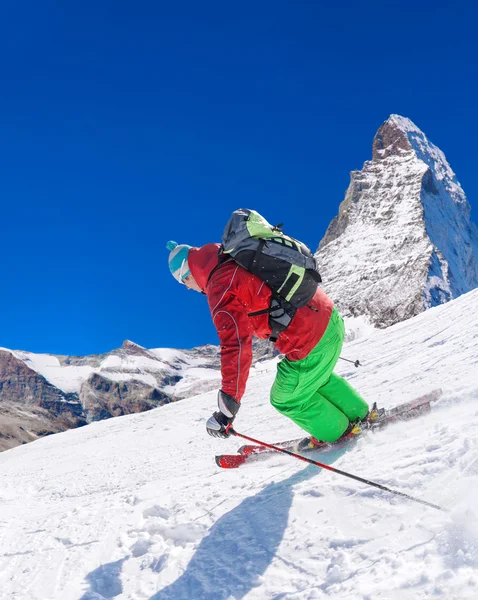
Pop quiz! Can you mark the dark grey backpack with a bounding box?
[219,208,321,341]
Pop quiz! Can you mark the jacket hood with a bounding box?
[188,243,221,292]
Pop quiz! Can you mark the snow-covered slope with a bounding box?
[1,289,477,600]
[317,114,478,328]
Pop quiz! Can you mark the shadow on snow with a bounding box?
[79,443,351,600]
[80,558,126,600]
[151,444,351,600]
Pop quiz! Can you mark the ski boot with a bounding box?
[295,403,386,452]
[296,420,364,452]
[366,402,386,425]
[295,436,323,452]
[347,402,386,433]
[342,403,386,437]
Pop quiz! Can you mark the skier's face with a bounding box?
[183,274,202,293]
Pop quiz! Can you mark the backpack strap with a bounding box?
[249,239,266,271]
[206,246,233,286]
[248,296,296,343]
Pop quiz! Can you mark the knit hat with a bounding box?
[167,241,192,284]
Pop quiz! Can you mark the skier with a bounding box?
[166,239,370,445]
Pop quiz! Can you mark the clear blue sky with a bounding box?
[1,0,477,355]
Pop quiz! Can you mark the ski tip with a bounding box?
[215,454,248,469]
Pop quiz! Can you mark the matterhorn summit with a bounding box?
[316,114,478,328]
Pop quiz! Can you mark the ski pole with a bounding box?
[339,356,361,368]
[229,429,447,512]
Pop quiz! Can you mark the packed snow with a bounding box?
[1,289,478,599]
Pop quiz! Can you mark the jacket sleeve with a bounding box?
[208,278,253,402]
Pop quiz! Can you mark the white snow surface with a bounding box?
[1,289,478,600]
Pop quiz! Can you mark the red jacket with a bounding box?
[189,243,334,401]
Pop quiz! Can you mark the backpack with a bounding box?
[217,208,322,342]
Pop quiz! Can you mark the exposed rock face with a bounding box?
[0,350,80,411]
[80,373,171,421]
[0,338,276,451]
[0,349,87,451]
[317,114,478,328]
[0,403,59,452]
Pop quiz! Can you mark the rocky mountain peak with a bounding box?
[372,114,415,160]
[317,114,478,328]
[120,339,151,357]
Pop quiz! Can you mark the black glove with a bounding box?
[206,391,240,438]
[206,411,234,438]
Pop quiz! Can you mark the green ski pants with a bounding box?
[270,308,369,442]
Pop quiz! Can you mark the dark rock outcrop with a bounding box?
[80,373,171,421]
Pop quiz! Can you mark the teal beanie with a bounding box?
[167,241,192,283]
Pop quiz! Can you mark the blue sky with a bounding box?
[1,0,477,355]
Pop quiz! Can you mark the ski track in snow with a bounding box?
[1,290,478,599]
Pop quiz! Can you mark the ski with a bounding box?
[238,388,440,457]
[216,389,442,469]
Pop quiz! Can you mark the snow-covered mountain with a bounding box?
[317,114,478,328]
[0,339,275,451]
[1,288,477,600]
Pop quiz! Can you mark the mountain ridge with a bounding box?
[317,114,478,327]
[0,338,274,451]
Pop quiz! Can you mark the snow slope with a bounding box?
[1,289,478,600]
